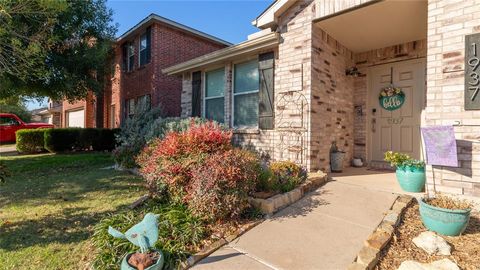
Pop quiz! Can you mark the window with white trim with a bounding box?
[126,98,135,117]
[204,68,225,123]
[127,43,134,71]
[137,94,151,111]
[233,60,259,127]
[139,33,147,66]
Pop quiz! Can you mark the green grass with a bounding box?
[0,153,145,270]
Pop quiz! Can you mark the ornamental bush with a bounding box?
[113,107,163,168]
[16,128,49,153]
[44,128,81,152]
[137,121,232,201]
[44,128,118,153]
[257,161,307,193]
[189,149,261,221]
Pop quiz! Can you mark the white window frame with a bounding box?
[139,33,147,66]
[127,98,135,117]
[127,43,134,72]
[232,59,259,129]
[203,67,225,123]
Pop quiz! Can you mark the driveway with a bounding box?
[193,173,398,270]
[0,144,17,156]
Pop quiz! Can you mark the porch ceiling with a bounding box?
[314,0,427,53]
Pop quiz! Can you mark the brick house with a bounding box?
[164,0,480,196]
[62,14,230,128]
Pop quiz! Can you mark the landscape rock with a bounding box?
[397,258,459,270]
[383,210,399,226]
[356,246,379,269]
[365,230,392,250]
[412,231,451,255]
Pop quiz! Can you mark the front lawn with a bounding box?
[0,153,145,269]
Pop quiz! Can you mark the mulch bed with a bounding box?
[376,201,480,270]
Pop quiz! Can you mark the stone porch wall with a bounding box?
[425,0,480,196]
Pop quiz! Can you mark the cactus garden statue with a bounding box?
[108,213,164,270]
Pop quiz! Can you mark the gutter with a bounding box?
[163,32,280,75]
[117,13,232,46]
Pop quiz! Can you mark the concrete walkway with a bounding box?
[193,169,399,270]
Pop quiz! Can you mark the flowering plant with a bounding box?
[379,86,404,98]
[384,151,425,169]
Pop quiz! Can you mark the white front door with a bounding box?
[67,109,85,128]
[368,59,425,163]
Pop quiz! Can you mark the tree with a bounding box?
[0,96,31,122]
[0,0,117,101]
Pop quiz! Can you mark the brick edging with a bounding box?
[248,172,328,216]
[348,195,414,270]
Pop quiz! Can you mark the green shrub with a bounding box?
[113,107,163,168]
[257,161,307,193]
[92,200,206,270]
[93,128,119,151]
[79,128,98,150]
[189,149,261,221]
[113,108,211,168]
[16,129,49,153]
[44,128,81,152]
[44,128,118,153]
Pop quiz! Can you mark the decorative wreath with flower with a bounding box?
[379,85,405,111]
[379,86,404,99]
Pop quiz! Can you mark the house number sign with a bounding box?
[465,33,480,110]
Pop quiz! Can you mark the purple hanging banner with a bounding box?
[421,126,458,167]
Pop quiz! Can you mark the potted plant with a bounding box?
[419,195,472,236]
[330,141,346,172]
[108,213,164,270]
[384,151,426,192]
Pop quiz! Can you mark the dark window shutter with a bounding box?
[191,71,202,117]
[146,26,151,63]
[258,52,275,130]
[122,44,127,71]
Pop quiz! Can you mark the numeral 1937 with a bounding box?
[468,42,479,101]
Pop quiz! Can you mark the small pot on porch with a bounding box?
[384,151,426,193]
[330,141,345,172]
[395,165,426,192]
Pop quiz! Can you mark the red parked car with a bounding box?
[0,113,54,143]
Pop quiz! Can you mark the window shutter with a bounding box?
[258,52,275,129]
[122,44,127,71]
[191,71,202,117]
[146,26,151,63]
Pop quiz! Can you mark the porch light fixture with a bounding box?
[345,67,363,77]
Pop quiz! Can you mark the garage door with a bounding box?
[67,109,85,128]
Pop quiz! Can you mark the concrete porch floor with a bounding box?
[192,167,402,270]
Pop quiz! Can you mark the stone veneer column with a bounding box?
[180,72,192,118]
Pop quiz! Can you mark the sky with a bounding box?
[27,0,272,110]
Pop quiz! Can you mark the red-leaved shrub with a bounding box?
[189,149,261,221]
[137,121,233,201]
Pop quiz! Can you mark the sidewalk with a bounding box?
[193,176,398,270]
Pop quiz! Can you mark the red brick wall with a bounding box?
[103,21,227,128]
[62,92,96,128]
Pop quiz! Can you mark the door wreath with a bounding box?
[379,86,405,111]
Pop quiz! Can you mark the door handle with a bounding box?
[372,118,376,133]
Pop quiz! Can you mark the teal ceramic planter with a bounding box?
[395,165,425,192]
[121,250,164,270]
[419,199,471,236]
